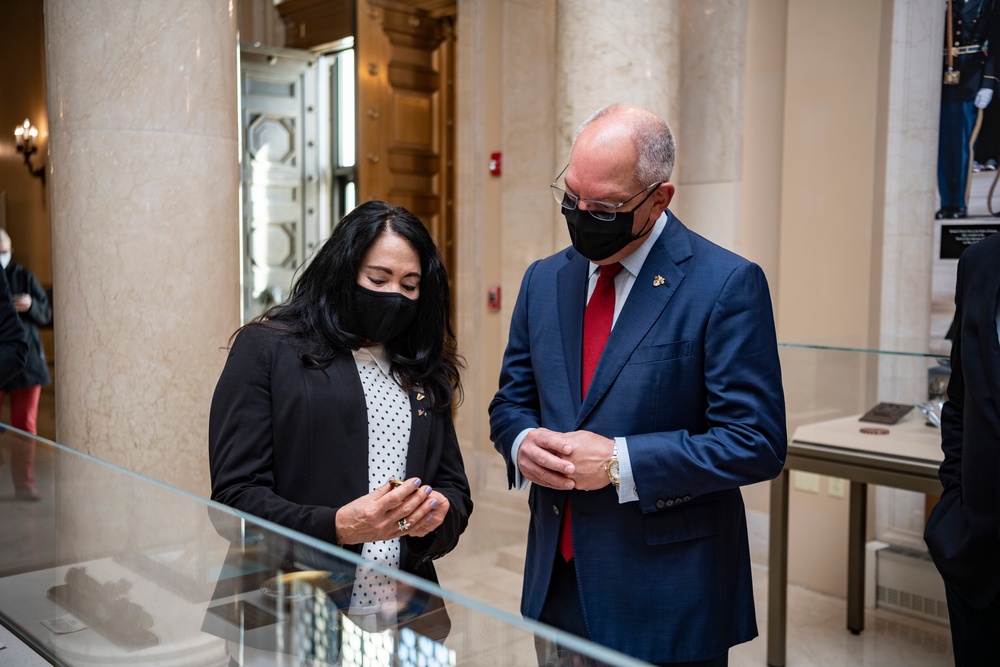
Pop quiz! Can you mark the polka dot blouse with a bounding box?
[349,344,412,622]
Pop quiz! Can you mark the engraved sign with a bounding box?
[940,224,999,259]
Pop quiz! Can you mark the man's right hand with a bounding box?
[517,428,576,490]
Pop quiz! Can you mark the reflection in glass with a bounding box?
[0,426,646,666]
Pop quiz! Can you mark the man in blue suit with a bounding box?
[489,104,787,666]
[925,231,1000,665]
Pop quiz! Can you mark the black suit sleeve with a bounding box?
[0,269,27,387]
[939,251,968,493]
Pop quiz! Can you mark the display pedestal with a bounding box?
[766,413,943,667]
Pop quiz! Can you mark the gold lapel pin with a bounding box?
[416,393,425,401]
[653,275,666,287]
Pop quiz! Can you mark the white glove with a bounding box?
[975,88,994,109]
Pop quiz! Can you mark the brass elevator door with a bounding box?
[356,1,456,285]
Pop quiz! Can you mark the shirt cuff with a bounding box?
[510,428,534,490]
[616,436,639,503]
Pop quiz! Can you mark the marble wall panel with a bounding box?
[45,0,240,496]
[556,0,681,161]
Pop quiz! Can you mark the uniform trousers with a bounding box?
[938,98,980,209]
[1,385,42,493]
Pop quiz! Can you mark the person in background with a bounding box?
[936,0,999,219]
[0,267,27,388]
[0,229,51,501]
[925,230,1000,665]
[209,201,471,639]
[489,104,786,666]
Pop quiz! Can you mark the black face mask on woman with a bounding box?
[562,187,659,262]
[352,284,419,343]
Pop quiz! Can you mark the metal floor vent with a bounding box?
[874,545,949,625]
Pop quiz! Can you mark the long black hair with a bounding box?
[245,200,463,409]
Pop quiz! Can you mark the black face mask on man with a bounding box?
[562,186,659,262]
[352,284,419,343]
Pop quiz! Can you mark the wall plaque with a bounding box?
[939,224,999,259]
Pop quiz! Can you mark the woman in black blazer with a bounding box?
[209,201,471,638]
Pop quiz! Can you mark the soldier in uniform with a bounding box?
[937,0,1000,219]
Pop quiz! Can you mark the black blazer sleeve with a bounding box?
[208,326,341,544]
[0,269,27,387]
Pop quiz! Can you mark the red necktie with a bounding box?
[560,262,623,561]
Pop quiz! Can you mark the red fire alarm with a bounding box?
[489,152,502,176]
[487,285,501,311]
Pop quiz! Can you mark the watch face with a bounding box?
[608,459,620,484]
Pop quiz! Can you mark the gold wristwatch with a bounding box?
[605,443,620,487]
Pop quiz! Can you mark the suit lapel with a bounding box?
[576,213,692,426]
[557,250,590,412]
[326,355,372,500]
[329,353,428,486]
[406,388,432,476]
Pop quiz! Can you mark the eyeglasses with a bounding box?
[550,165,661,222]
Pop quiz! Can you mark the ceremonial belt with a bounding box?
[945,44,982,56]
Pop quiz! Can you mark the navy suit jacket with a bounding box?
[925,231,1000,609]
[489,212,787,663]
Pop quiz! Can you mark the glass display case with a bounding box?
[0,426,648,667]
[777,338,949,433]
[768,340,951,667]
[776,338,948,556]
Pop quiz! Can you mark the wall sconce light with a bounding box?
[14,119,45,184]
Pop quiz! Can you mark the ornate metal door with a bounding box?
[239,47,324,322]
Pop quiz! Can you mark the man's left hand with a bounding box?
[561,430,616,491]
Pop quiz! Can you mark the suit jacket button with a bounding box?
[666,499,675,507]
[656,499,666,509]
[683,495,692,502]
[552,505,561,516]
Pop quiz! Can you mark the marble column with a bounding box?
[556,0,680,167]
[873,0,944,554]
[555,0,749,252]
[676,0,748,250]
[44,1,241,498]
[874,0,941,403]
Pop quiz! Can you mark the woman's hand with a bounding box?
[335,477,437,545]
[400,488,449,538]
